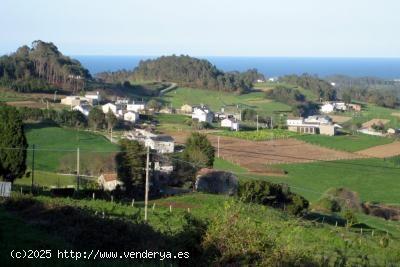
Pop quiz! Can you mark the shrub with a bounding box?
[287,194,309,216]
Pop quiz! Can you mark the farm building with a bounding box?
[221,118,240,131]
[304,115,332,125]
[98,173,123,191]
[61,96,86,106]
[123,111,139,123]
[320,102,347,113]
[85,91,101,104]
[145,135,175,154]
[192,106,214,123]
[287,116,339,136]
[102,103,117,115]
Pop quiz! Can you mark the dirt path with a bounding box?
[168,130,364,175]
[356,141,400,158]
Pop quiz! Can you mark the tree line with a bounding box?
[0,40,91,93]
[97,55,265,94]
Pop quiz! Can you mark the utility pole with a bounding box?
[31,144,35,193]
[271,116,274,129]
[217,136,220,158]
[110,127,113,142]
[256,114,259,131]
[144,146,150,221]
[54,90,57,102]
[76,147,80,190]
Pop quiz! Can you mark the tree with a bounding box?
[115,139,146,194]
[182,132,215,168]
[0,105,28,182]
[147,99,162,111]
[342,92,352,104]
[88,107,105,131]
[106,110,118,131]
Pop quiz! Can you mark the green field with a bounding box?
[253,81,318,101]
[161,87,292,116]
[256,158,400,204]
[296,133,394,152]
[215,128,299,141]
[25,123,119,172]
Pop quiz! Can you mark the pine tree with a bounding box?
[0,105,28,182]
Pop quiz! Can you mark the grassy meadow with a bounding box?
[296,133,394,152]
[161,87,292,116]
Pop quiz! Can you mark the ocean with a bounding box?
[74,56,400,79]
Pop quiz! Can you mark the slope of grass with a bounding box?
[295,133,394,152]
[161,87,292,116]
[14,171,77,188]
[261,158,400,204]
[25,123,119,172]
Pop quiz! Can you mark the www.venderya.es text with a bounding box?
[10,249,189,261]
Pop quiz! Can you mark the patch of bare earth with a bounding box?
[167,130,364,175]
[391,112,400,118]
[362,119,390,128]
[356,142,400,158]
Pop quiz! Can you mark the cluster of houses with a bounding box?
[320,101,362,114]
[61,92,146,123]
[181,104,241,131]
[287,115,341,136]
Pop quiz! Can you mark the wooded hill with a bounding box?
[0,40,91,93]
[97,55,265,94]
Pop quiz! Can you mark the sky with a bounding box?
[1,0,400,57]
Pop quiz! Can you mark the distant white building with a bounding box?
[145,135,175,154]
[286,117,304,126]
[72,104,91,117]
[127,101,146,112]
[123,111,139,123]
[304,115,332,125]
[85,91,101,104]
[221,118,240,131]
[192,106,214,123]
[320,103,335,113]
[98,173,123,191]
[102,103,117,115]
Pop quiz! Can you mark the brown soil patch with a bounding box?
[356,141,400,158]
[362,119,390,129]
[329,115,352,123]
[391,112,400,118]
[167,130,364,175]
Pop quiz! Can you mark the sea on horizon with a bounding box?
[74,55,400,80]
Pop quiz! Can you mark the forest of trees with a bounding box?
[279,74,337,101]
[0,40,91,93]
[97,55,265,94]
[326,75,399,108]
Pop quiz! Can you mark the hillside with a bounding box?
[0,40,91,93]
[97,55,265,93]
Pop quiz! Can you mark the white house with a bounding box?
[192,106,214,123]
[320,103,335,113]
[72,104,92,117]
[221,118,240,131]
[286,117,304,126]
[102,103,117,115]
[145,135,175,154]
[85,91,101,104]
[334,102,347,111]
[304,115,332,125]
[98,173,123,191]
[123,111,139,123]
[127,101,146,112]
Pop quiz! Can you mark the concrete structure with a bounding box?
[98,173,123,191]
[123,111,139,123]
[180,104,193,114]
[72,104,92,116]
[287,117,305,126]
[145,135,175,154]
[221,118,240,131]
[192,106,214,123]
[286,115,338,136]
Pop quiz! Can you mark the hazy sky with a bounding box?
[1,0,399,57]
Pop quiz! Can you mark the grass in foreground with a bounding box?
[295,133,394,152]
